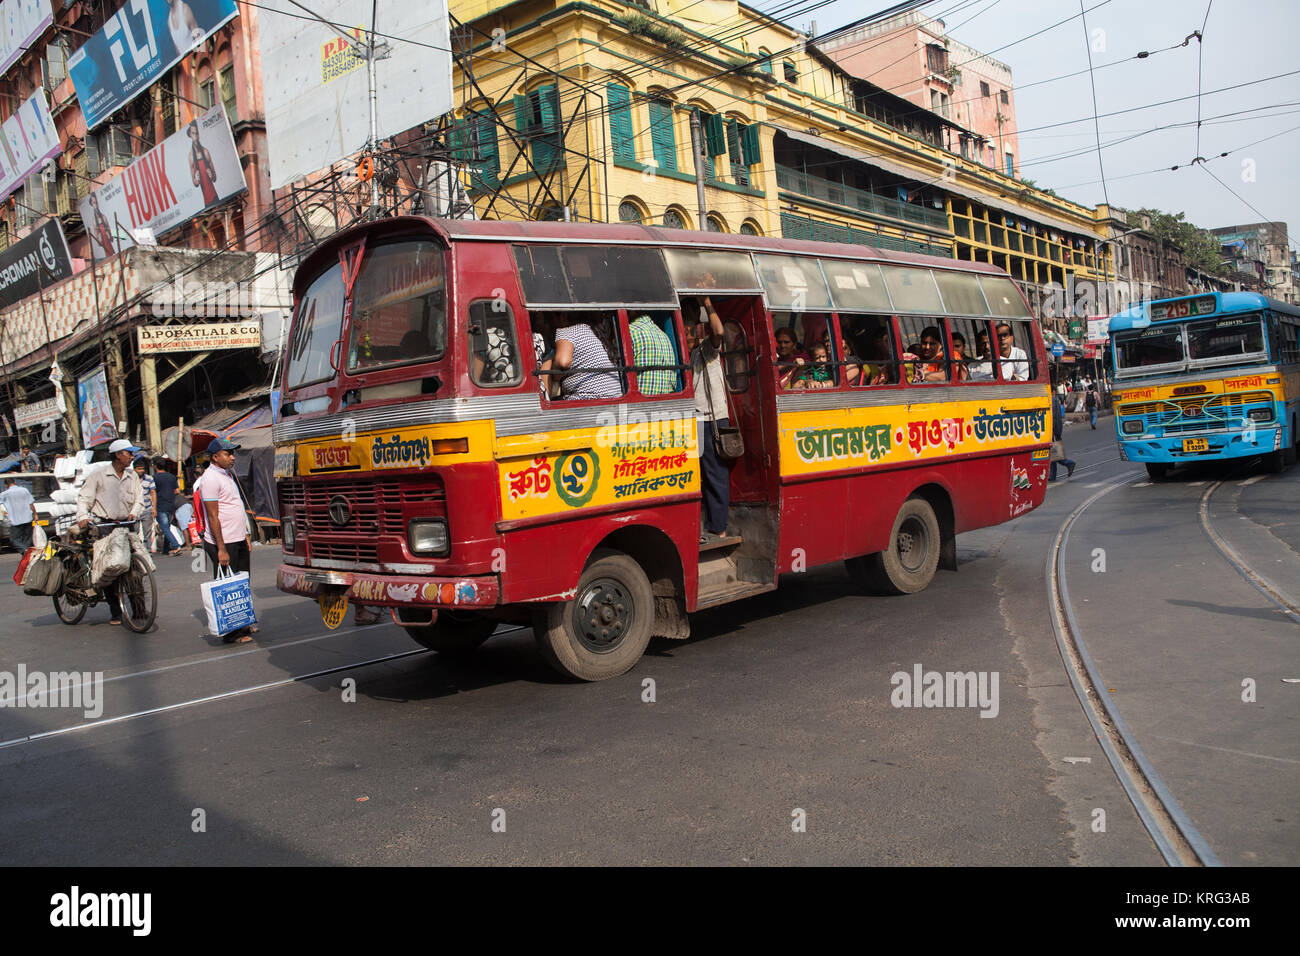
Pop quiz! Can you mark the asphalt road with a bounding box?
[0,417,1294,865]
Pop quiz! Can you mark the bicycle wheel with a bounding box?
[52,556,88,625]
[119,556,158,633]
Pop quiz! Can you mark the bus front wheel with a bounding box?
[1145,463,1170,481]
[535,549,653,681]
[846,496,941,595]
[404,611,497,657]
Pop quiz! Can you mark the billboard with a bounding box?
[78,105,245,261]
[0,218,74,309]
[78,366,117,447]
[0,89,61,203]
[0,0,54,77]
[258,1,452,187]
[67,0,239,131]
[13,395,61,430]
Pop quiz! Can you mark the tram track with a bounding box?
[1199,480,1300,626]
[1046,470,1223,867]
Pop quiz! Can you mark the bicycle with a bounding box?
[51,519,158,633]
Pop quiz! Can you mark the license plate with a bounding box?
[1182,438,1209,453]
[319,591,349,629]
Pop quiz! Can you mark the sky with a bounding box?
[800,0,1300,252]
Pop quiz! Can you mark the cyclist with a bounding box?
[75,438,145,625]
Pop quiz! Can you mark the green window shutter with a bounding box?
[649,100,677,172]
[758,55,773,75]
[726,120,748,187]
[513,93,528,132]
[740,123,761,166]
[691,109,715,181]
[532,84,560,171]
[477,111,499,186]
[450,118,469,162]
[608,83,635,163]
[703,112,726,157]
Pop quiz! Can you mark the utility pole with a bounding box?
[689,111,707,229]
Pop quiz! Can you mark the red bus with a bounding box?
[274,218,1051,679]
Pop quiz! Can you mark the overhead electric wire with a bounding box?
[1078,0,1110,212]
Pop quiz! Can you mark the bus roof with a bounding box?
[1108,291,1300,333]
[292,215,1011,299]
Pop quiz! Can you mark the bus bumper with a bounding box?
[277,564,500,608]
[1118,427,1282,463]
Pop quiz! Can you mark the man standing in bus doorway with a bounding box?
[687,295,733,544]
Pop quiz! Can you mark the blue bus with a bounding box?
[1108,292,1300,479]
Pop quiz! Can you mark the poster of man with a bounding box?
[78,365,117,447]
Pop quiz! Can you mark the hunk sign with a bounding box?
[77,106,245,261]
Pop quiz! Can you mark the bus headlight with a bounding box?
[1247,408,1274,423]
[1122,420,1143,434]
[408,519,449,556]
[282,518,296,551]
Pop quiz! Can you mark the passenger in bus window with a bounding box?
[860,326,894,385]
[795,342,834,388]
[839,335,862,386]
[531,312,557,397]
[996,322,1030,380]
[950,331,971,382]
[468,303,520,386]
[687,296,733,543]
[629,313,679,395]
[968,329,995,379]
[774,327,806,388]
[552,316,623,399]
[912,326,948,383]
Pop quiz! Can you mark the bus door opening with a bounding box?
[680,293,770,504]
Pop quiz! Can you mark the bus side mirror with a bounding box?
[329,339,343,371]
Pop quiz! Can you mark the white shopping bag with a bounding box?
[31,524,47,549]
[201,566,257,637]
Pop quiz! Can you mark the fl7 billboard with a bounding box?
[68,0,239,131]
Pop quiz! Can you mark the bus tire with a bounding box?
[1263,449,1284,474]
[535,549,653,681]
[404,611,497,657]
[1145,463,1170,481]
[1283,417,1297,466]
[846,496,941,595]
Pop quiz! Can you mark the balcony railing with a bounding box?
[776,164,948,230]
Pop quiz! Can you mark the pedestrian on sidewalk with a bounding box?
[1,475,38,551]
[152,457,180,555]
[195,439,258,644]
[1050,393,1076,481]
[1085,385,1101,429]
[133,456,157,552]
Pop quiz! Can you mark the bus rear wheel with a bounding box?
[535,549,653,681]
[1145,463,1170,481]
[404,611,497,657]
[846,496,940,595]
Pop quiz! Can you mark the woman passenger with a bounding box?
[774,327,806,388]
[551,315,622,399]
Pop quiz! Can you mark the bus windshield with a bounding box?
[347,241,447,372]
[1114,326,1184,373]
[1187,313,1266,363]
[285,262,346,390]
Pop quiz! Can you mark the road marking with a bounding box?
[1241,475,1266,486]
[1063,756,1092,764]
[1148,735,1300,766]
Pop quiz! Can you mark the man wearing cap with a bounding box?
[75,438,145,625]
[195,438,256,643]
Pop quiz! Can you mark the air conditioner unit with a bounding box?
[41,163,56,184]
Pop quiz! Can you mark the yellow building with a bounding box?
[451,0,1114,318]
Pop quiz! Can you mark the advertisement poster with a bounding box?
[0,89,61,203]
[137,320,261,353]
[78,105,245,260]
[258,0,452,187]
[0,217,74,309]
[67,0,239,131]
[78,365,117,447]
[0,0,53,76]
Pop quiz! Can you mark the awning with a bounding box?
[773,126,1096,241]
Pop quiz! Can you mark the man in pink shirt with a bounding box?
[195,438,257,643]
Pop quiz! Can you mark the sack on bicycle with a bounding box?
[23,550,64,596]
[91,528,133,587]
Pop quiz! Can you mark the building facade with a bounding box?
[453,0,1106,331]
[1212,222,1295,303]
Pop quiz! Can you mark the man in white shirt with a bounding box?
[75,438,145,625]
[1,476,38,551]
[995,323,1030,381]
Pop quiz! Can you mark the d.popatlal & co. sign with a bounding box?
[137,321,262,354]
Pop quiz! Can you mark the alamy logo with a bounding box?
[0,666,103,719]
[890,664,999,718]
[49,887,151,936]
